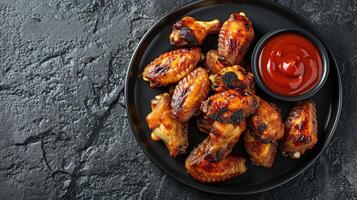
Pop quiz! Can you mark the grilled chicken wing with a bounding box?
[197,118,247,161]
[171,67,210,122]
[280,101,318,159]
[218,12,254,65]
[210,65,255,93]
[142,48,201,87]
[201,89,259,124]
[244,99,283,167]
[243,131,278,168]
[204,121,246,162]
[204,50,226,74]
[196,118,246,163]
[170,16,221,47]
[146,93,188,157]
[185,137,247,183]
[249,99,284,143]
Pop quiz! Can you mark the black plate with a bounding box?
[125,0,342,195]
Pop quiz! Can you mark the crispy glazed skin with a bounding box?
[210,65,255,93]
[146,93,188,157]
[218,12,254,65]
[170,16,221,47]
[142,48,201,87]
[204,121,246,162]
[201,89,259,124]
[197,119,246,161]
[171,67,210,122]
[204,50,226,74]
[196,117,213,134]
[249,98,284,143]
[244,99,283,167]
[280,101,318,159]
[185,137,247,183]
[243,131,277,168]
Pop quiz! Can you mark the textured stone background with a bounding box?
[0,0,356,199]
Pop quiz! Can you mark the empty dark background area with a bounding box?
[0,0,356,199]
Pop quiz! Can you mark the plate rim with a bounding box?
[124,0,343,195]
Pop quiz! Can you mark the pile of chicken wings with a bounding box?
[143,13,318,183]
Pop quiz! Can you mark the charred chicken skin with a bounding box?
[185,137,247,183]
[218,12,254,65]
[146,93,188,157]
[204,121,246,162]
[201,89,259,124]
[249,98,284,143]
[243,130,278,168]
[171,67,211,122]
[243,99,283,167]
[280,101,318,159]
[210,65,255,93]
[204,50,226,74]
[142,48,201,87]
[170,16,221,47]
[196,117,213,134]
[196,119,246,162]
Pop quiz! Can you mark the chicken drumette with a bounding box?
[280,101,318,159]
[218,12,254,65]
[170,16,221,47]
[146,93,188,157]
[210,65,255,93]
[142,47,201,87]
[171,67,210,122]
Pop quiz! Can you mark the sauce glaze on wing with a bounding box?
[218,12,254,65]
[196,117,213,134]
[249,98,284,143]
[171,67,210,122]
[243,130,277,168]
[204,50,226,74]
[204,121,246,162]
[201,89,259,124]
[280,100,318,159]
[142,48,201,87]
[185,137,247,183]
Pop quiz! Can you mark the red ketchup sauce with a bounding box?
[258,33,323,96]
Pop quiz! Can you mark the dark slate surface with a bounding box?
[0,0,356,199]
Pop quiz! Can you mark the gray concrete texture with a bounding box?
[0,0,356,199]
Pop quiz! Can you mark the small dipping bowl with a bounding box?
[251,28,329,101]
